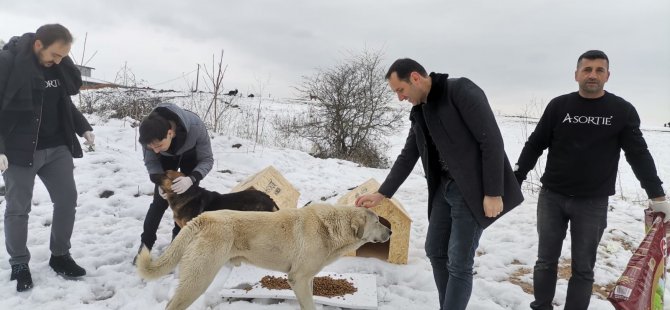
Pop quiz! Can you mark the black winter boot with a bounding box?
[49,254,86,278]
[10,263,33,292]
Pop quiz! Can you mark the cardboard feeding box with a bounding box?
[337,178,412,264]
[231,166,300,210]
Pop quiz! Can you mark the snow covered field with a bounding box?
[0,92,668,309]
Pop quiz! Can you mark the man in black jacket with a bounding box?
[356,58,523,310]
[0,24,94,292]
[514,50,669,310]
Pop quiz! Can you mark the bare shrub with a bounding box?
[279,49,403,168]
[78,88,160,121]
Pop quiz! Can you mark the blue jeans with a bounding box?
[531,187,608,310]
[425,177,484,310]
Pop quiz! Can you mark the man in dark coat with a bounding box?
[356,58,523,310]
[0,24,94,292]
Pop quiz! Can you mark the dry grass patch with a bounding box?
[508,267,533,294]
[557,258,617,300]
[608,235,636,252]
[506,258,617,299]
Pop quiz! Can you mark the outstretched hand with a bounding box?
[355,192,385,208]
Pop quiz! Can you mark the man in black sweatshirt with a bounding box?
[514,50,669,310]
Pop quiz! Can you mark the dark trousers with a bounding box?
[140,148,198,249]
[531,187,608,310]
[425,177,483,310]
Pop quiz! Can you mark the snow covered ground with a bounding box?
[0,93,668,309]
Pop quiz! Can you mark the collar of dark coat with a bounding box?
[426,72,449,104]
[410,72,449,121]
[2,33,82,112]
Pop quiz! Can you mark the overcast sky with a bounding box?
[1,0,669,124]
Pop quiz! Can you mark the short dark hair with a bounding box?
[577,50,609,68]
[138,112,170,145]
[35,24,73,48]
[385,58,428,81]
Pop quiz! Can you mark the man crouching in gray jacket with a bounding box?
[133,103,213,264]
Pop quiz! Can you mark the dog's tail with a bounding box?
[135,219,202,279]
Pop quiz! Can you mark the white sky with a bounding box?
[1,0,669,124]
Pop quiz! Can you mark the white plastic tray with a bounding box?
[218,265,378,309]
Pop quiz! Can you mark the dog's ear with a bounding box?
[352,211,367,240]
[159,174,174,194]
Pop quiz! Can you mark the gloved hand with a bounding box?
[0,154,7,171]
[158,186,168,200]
[171,176,194,194]
[650,199,670,223]
[83,131,95,146]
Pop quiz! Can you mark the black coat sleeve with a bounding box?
[515,99,556,179]
[619,105,665,198]
[0,52,12,153]
[378,126,420,198]
[70,101,93,135]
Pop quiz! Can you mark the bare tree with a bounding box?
[282,49,403,167]
[252,74,271,151]
[114,61,140,87]
[201,50,228,132]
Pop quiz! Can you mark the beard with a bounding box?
[579,81,603,94]
[36,49,54,67]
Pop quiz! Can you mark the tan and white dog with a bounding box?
[136,203,392,310]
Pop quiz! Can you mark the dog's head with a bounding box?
[159,170,186,195]
[352,207,392,243]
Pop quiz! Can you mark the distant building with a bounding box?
[75,64,94,77]
[74,64,115,89]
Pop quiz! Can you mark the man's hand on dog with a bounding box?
[171,176,194,194]
[355,192,385,208]
[158,186,168,200]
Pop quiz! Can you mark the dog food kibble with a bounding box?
[259,275,358,297]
